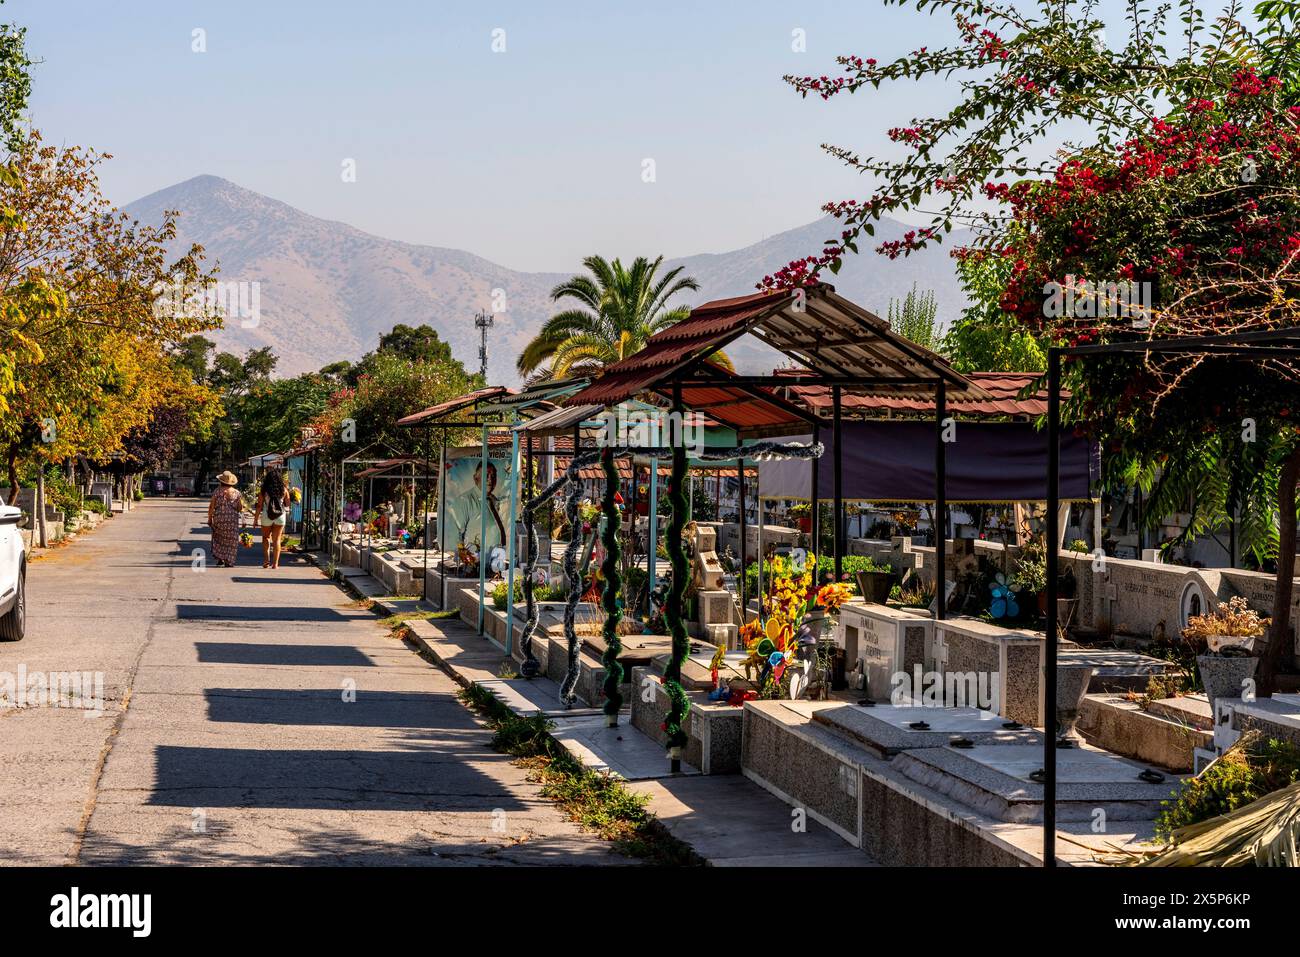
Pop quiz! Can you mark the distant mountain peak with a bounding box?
[124,178,969,383]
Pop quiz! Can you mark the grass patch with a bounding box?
[457,683,702,866]
[379,610,437,629]
[349,597,375,611]
[1156,731,1300,842]
[384,607,463,638]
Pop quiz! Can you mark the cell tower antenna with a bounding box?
[474,309,493,381]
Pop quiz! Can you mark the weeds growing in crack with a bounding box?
[457,683,702,866]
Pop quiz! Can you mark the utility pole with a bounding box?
[475,309,493,381]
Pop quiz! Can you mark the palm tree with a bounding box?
[518,255,726,380]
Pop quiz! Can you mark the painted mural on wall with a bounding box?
[442,454,514,553]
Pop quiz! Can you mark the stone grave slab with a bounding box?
[892,743,1178,823]
[629,665,745,774]
[653,650,725,690]
[933,617,1044,725]
[548,714,700,780]
[838,602,932,703]
[1228,692,1300,749]
[1077,694,1211,771]
[1058,647,1180,693]
[475,676,604,719]
[802,701,1043,756]
[686,650,750,680]
[1144,693,1212,731]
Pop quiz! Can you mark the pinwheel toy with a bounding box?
[990,573,1019,619]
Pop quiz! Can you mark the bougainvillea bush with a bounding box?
[987,76,1300,688]
[776,0,1300,691]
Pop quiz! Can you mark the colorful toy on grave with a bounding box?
[990,573,1019,619]
[708,642,726,690]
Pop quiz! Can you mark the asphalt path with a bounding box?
[0,499,622,866]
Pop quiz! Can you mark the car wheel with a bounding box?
[0,563,24,642]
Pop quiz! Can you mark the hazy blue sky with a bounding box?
[14,0,979,271]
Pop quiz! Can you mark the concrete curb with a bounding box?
[315,552,867,866]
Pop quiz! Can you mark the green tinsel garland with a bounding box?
[662,426,691,754]
[600,448,623,726]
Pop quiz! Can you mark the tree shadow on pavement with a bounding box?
[195,644,375,667]
[203,689,457,727]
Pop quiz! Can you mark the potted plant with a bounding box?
[1009,537,1048,616]
[1184,597,1268,711]
[789,502,812,533]
[854,558,896,604]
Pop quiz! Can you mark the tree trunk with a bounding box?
[36,468,48,548]
[1260,444,1300,696]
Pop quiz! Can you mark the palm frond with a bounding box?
[520,253,700,380]
[1141,779,1300,867]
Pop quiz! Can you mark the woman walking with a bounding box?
[256,468,292,569]
[207,471,244,568]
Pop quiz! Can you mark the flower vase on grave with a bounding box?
[1055,663,1095,747]
[1196,653,1258,713]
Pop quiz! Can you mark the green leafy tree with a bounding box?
[518,255,714,380]
[304,349,482,529]
[886,283,940,350]
[348,323,457,385]
[229,373,334,461]
[942,252,1046,373]
[0,6,32,153]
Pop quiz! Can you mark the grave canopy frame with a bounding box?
[1043,326,1300,867]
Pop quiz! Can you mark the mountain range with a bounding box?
[123,175,971,384]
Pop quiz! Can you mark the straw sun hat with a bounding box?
[216,471,239,486]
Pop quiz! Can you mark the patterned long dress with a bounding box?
[209,488,242,566]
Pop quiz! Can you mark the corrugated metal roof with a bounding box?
[473,377,590,416]
[354,456,421,478]
[513,403,608,437]
[784,372,1058,418]
[562,285,988,421]
[396,386,514,426]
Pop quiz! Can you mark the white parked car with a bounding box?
[0,504,26,641]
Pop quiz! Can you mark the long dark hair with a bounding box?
[260,468,287,500]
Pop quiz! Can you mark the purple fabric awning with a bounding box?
[759,421,1095,502]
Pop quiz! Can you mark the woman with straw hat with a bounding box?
[207,471,244,567]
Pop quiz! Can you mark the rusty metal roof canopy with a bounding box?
[563,284,990,420]
[395,386,515,426]
[786,371,1057,418]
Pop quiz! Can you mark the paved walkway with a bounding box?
[406,615,873,866]
[0,499,622,865]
